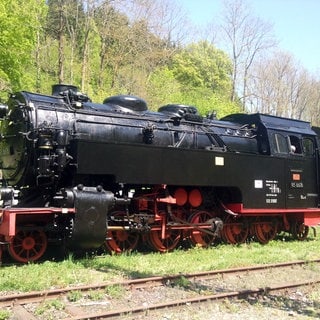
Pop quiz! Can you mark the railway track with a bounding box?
[2,259,320,319]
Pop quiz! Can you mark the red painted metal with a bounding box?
[174,188,188,206]
[105,211,139,253]
[188,210,214,247]
[188,189,202,208]
[157,195,176,204]
[253,220,278,244]
[225,203,320,226]
[148,227,181,252]
[8,229,48,263]
[226,203,320,214]
[0,207,75,237]
[105,229,139,253]
[304,212,320,226]
[222,216,249,244]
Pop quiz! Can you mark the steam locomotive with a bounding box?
[0,84,320,263]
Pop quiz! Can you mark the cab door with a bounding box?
[286,136,318,208]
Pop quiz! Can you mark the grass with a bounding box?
[105,284,126,298]
[0,310,10,320]
[67,290,83,302]
[1,232,320,293]
[35,299,65,316]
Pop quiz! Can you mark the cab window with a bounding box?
[302,138,314,156]
[273,133,287,154]
[289,135,302,154]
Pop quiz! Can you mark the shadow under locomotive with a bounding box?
[0,84,320,263]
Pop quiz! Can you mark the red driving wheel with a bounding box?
[105,211,140,253]
[148,228,181,252]
[105,230,139,253]
[188,210,215,247]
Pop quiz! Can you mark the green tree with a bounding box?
[169,41,239,117]
[0,0,46,92]
[171,41,232,95]
[147,66,183,109]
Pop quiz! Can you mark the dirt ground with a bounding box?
[16,263,320,320]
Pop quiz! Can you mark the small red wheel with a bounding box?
[8,229,47,263]
[254,220,277,244]
[188,210,215,247]
[105,230,139,253]
[148,228,181,252]
[222,217,249,244]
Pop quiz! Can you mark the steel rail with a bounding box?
[1,258,320,308]
[67,278,320,320]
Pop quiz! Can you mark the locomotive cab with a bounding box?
[222,113,319,209]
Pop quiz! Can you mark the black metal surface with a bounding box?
[67,185,115,249]
[0,86,318,209]
[0,85,320,252]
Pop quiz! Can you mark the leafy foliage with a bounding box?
[0,0,47,91]
[172,41,232,94]
[8,0,320,120]
[0,0,241,116]
[0,310,11,320]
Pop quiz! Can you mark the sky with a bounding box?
[176,0,320,73]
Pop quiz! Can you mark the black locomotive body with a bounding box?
[0,84,320,262]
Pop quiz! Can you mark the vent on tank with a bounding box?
[52,84,79,96]
[103,95,148,112]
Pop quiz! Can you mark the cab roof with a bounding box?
[221,113,315,136]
